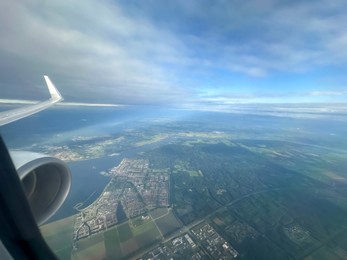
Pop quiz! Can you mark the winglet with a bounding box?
[43,75,63,102]
[0,76,64,126]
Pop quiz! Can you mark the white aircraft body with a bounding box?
[0,76,63,126]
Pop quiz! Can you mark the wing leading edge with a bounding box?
[0,76,63,126]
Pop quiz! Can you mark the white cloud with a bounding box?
[58,102,123,107]
[1,0,347,105]
[229,65,267,77]
[0,99,122,107]
[309,90,347,96]
[177,0,347,75]
[0,0,190,104]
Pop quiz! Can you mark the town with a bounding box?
[73,158,169,241]
[139,223,238,259]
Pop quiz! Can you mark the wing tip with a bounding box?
[43,75,63,102]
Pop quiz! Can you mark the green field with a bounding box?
[132,221,157,236]
[149,207,168,219]
[104,219,162,259]
[40,215,76,260]
[304,247,341,260]
[131,214,151,227]
[117,222,133,242]
[104,228,122,259]
[154,210,182,237]
[72,233,105,260]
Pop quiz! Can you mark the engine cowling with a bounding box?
[10,151,71,225]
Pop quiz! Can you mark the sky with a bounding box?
[1,0,347,107]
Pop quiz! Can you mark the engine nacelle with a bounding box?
[10,151,71,225]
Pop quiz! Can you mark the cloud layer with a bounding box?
[1,0,347,105]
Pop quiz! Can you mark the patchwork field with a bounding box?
[154,210,182,237]
[72,233,105,260]
[40,215,76,260]
[104,219,162,259]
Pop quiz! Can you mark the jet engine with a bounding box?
[10,151,71,225]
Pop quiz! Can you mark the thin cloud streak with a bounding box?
[0,99,122,107]
[58,102,123,107]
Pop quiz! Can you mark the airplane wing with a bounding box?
[0,76,63,126]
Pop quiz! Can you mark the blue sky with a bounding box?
[0,0,347,107]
